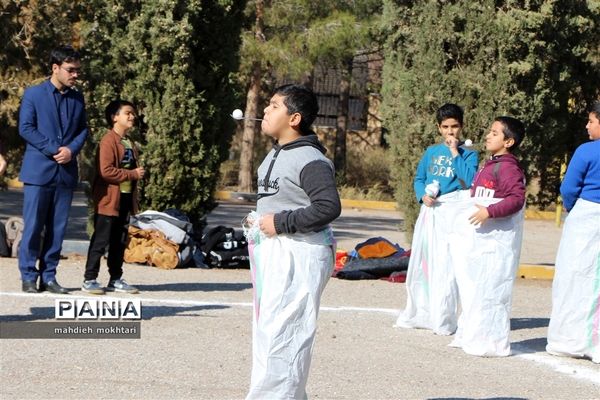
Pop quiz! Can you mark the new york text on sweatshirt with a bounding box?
[414,143,478,202]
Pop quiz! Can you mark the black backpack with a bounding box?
[201,226,250,268]
[0,221,9,257]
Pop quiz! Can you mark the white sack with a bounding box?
[244,213,335,399]
[546,198,600,363]
[451,197,524,357]
[395,190,473,335]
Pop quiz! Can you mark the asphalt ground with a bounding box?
[0,188,562,264]
[1,188,598,400]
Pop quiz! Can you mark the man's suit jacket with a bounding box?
[18,79,88,188]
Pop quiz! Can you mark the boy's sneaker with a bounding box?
[82,280,105,295]
[106,279,139,294]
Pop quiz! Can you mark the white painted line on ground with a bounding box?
[513,349,600,386]
[321,305,398,314]
[0,291,253,309]
[0,291,398,314]
[2,291,598,387]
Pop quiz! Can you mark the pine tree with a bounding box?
[381,0,600,234]
[81,0,245,230]
[302,6,381,178]
[235,0,382,188]
[0,0,80,177]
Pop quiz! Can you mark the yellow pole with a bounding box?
[555,154,568,227]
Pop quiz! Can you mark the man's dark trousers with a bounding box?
[18,182,73,283]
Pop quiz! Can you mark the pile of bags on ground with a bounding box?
[124,209,249,269]
[334,237,410,282]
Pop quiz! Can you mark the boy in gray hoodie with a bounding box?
[245,84,341,399]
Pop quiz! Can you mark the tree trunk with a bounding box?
[237,0,265,193]
[334,61,351,180]
[238,64,261,192]
[300,71,313,89]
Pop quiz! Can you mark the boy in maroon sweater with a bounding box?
[451,116,526,357]
[468,117,526,223]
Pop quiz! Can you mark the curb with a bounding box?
[215,191,257,202]
[214,191,232,200]
[216,190,557,220]
[7,181,555,220]
[340,198,397,210]
[5,178,23,188]
[523,210,555,220]
[62,240,89,256]
[516,264,555,280]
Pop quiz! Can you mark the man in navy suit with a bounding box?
[18,45,88,293]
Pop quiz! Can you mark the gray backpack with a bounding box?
[5,217,24,258]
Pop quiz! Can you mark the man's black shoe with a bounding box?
[22,281,38,293]
[41,280,69,294]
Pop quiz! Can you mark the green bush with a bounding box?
[80,0,245,231]
[345,146,391,188]
[338,183,393,201]
[339,146,393,200]
[381,0,600,235]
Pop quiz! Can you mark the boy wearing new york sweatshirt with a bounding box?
[396,104,479,336]
[451,116,526,357]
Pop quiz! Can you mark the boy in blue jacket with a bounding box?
[547,102,600,363]
[396,103,478,335]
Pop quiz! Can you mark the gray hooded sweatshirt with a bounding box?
[256,134,341,235]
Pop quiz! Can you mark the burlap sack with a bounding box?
[124,226,179,269]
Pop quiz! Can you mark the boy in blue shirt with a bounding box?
[547,102,600,363]
[396,103,478,335]
[414,104,479,206]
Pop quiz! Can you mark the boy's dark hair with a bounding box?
[495,116,525,151]
[590,101,600,120]
[105,100,136,128]
[436,103,464,125]
[273,84,319,135]
[49,45,80,68]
